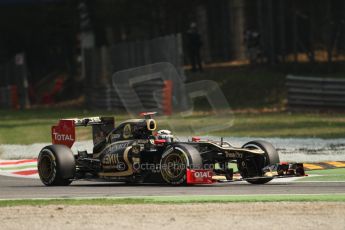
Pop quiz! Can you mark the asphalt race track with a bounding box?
[0,175,344,199]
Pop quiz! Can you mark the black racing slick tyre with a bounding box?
[160,144,202,185]
[37,145,76,186]
[238,140,280,185]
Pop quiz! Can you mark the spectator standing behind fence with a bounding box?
[186,22,203,72]
[243,28,261,64]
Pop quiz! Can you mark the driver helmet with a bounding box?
[157,130,174,142]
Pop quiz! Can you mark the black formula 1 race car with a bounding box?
[37,112,305,186]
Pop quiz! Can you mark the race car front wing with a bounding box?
[186,162,306,184]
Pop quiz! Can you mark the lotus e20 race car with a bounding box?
[37,112,305,186]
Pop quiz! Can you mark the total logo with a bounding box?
[53,132,74,141]
[193,171,212,178]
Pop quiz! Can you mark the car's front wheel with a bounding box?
[237,140,280,184]
[160,144,202,185]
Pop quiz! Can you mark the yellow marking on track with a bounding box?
[325,161,345,168]
[303,163,324,170]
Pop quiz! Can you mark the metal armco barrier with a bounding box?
[286,75,345,110]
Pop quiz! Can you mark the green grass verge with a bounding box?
[0,109,123,144]
[299,168,345,182]
[1,109,345,144]
[158,112,345,138]
[1,194,345,207]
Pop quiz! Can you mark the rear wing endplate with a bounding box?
[51,117,114,148]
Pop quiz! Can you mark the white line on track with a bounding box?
[0,193,345,201]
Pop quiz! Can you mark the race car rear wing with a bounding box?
[51,117,114,148]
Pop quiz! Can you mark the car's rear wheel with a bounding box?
[160,144,202,185]
[237,140,280,184]
[38,145,75,186]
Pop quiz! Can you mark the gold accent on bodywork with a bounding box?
[123,124,132,139]
[146,119,156,131]
[99,146,134,177]
[93,140,130,159]
[199,141,265,155]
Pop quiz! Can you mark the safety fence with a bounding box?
[0,86,19,109]
[286,75,345,110]
[83,34,183,113]
[85,79,173,115]
[0,53,30,109]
